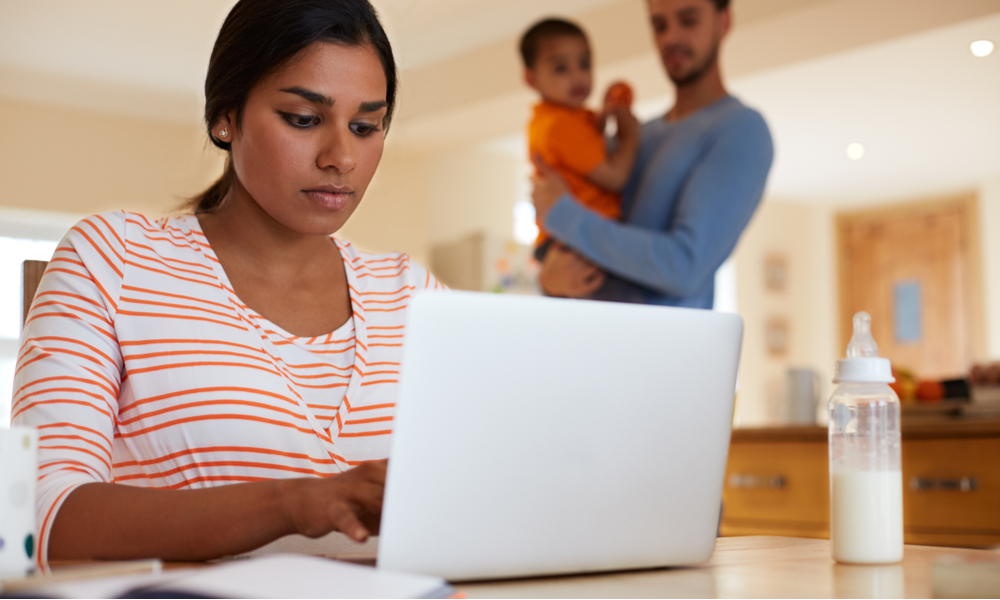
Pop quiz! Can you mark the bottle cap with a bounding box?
[834,312,894,383]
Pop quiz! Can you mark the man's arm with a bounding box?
[542,111,773,298]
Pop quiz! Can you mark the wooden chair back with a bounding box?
[21,260,48,327]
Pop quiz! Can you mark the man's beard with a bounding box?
[665,40,719,87]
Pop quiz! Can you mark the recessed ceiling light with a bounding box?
[846,143,865,160]
[971,40,994,57]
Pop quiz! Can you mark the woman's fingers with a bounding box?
[285,460,388,541]
[327,502,371,542]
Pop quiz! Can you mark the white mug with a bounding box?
[786,368,821,425]
[0,426,37,575]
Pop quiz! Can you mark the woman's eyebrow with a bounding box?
[279,86,333,107]
[359,100,388,113]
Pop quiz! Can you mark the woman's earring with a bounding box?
[219,128,228,138]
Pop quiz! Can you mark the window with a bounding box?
[0,210,78,426]
[513,200,539,246]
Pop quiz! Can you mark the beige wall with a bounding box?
[979,178,1000,360]
[0,97,223,217]
[337,144,431,266]
[0,98,432,264]
[731,199,838,427]
[733,186,1000,428]
[424,144,524,246]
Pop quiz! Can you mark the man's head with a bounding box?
[520,19,593,108]
[648,0,731,87]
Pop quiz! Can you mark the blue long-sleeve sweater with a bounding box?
[544,95,774,308]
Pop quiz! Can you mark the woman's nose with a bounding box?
[316,130,356,172]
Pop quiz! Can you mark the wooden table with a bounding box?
[460,536,998,598]
[8,536,996,598]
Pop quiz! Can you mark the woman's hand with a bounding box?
[281,459,387,542]
[49,461,388,561]
[531,155,570,225]
[539,243,606,298]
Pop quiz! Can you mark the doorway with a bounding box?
[836,194,985,379]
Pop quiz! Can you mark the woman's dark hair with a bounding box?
[189,0,397,213]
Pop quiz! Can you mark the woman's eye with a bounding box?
[351,122,381,136]
[280,112,318,128]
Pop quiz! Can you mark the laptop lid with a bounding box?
[378,292,742,581]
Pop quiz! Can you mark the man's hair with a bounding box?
[649,0,729,9]
[519,18,587,69]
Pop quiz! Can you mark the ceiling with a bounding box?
[733,12,1000,204]
[0,0,620,94]
[0,1,998,205]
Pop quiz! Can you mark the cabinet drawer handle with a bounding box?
[908,476,978,492]
[728,474,787,489]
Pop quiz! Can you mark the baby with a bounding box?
[519,18,639,259]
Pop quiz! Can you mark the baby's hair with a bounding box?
[519,18,588,69]
[647,0,730,9]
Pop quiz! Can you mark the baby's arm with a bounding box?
[585,105,640,192]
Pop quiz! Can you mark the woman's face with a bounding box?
[225,41,388,236]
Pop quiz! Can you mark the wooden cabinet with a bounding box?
[720,420,1000,548]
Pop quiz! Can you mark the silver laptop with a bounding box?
[378,291,742,581]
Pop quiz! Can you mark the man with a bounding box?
[532,0,773,307]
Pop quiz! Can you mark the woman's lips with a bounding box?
[303,186,353,210]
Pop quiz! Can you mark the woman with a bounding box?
[12,0,441,562]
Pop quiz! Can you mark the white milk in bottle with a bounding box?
[828,312,903,564]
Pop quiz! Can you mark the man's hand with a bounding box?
[531,154,570,225]
[539,242,606,298]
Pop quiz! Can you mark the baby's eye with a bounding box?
[280,112,319,128]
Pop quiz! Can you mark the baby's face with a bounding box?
[527,35,593,108]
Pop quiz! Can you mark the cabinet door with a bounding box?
[721,441,829,538]
[903,437,1000,547]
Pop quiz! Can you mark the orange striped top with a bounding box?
[11,211,444,563]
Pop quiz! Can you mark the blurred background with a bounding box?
[1,0,999,428]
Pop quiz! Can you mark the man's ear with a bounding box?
[524,68,540,92]
[718,7,732,38]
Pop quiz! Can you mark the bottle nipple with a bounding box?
[846,311,879,358]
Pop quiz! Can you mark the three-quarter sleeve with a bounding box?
[11,212,126,564]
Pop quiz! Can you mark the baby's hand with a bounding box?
[604,81,633,110]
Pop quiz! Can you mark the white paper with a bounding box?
[34,554,450,599]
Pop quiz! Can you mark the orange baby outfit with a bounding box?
[528,101,621,246]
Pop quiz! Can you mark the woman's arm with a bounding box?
[48,461,385,561]
[15,213,384,562]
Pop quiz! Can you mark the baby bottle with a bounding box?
[828,312,903,564]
